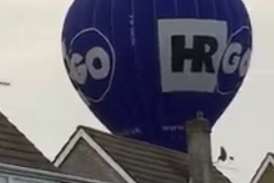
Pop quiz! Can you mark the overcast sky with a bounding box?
[0,1,273,182]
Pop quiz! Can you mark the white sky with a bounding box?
[0,1,273,182]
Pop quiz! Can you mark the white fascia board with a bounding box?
[0,162,109,183]
[251,154,274,183]
[54,129,81,167]
[54,128,136,183]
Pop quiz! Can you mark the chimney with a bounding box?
[186,113,213,183]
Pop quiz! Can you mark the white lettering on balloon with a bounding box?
[64,46,111,84]
[222,43,243,74]
[63,28,116,103]
[85,47,111,80]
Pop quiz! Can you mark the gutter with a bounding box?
[0,162,110,183]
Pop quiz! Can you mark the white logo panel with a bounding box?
[158,19,228,93]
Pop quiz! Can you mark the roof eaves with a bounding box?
[54,127,137,183]
[80,129,137,183]
[53,126,81,166]
[0,162,110,183]
[250,153,274,183]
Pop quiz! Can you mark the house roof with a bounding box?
[0,162,111,183]
[54,126,231,183]
[250,152,274,183]
[0,112,57,171]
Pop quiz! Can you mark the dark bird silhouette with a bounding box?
[218,146,228,162]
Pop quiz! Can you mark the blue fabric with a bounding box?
[62,0,252,151]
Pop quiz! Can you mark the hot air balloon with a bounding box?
[62,0,252,151]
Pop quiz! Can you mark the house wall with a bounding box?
[257,164,274,183]
[59,138,127,183]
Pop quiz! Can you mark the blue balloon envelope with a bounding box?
[62,0,252,151]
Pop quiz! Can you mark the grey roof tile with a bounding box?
[79,126,231,183]
[0,112,58,171]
